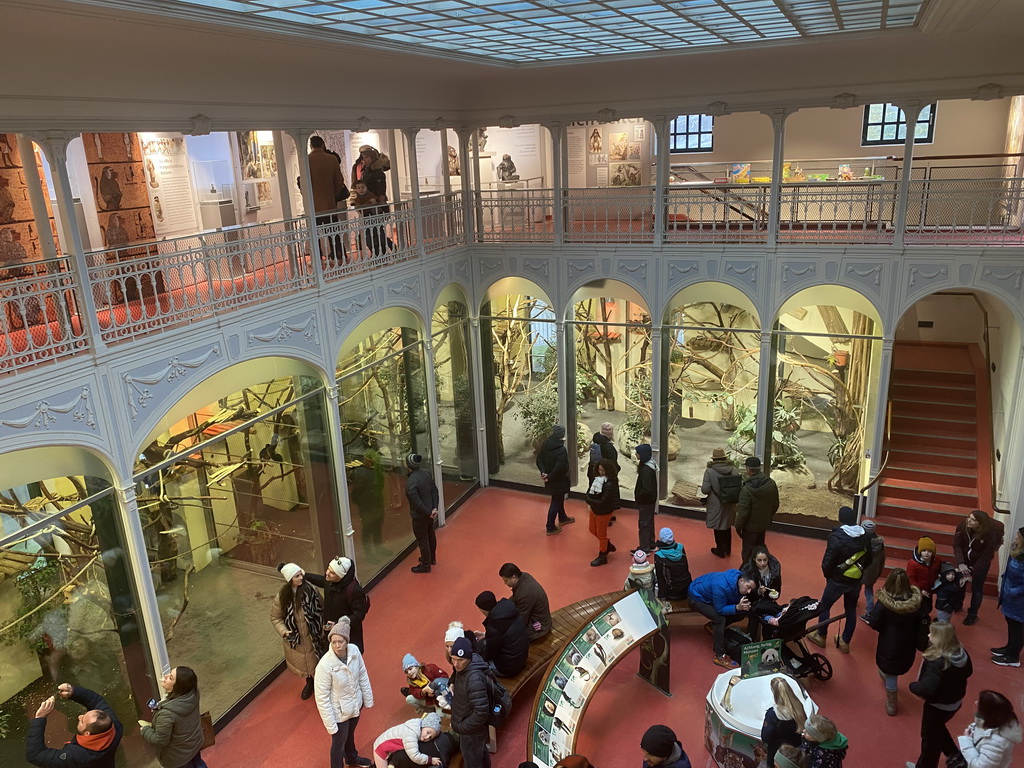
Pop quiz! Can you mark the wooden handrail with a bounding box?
[859,399,893,495]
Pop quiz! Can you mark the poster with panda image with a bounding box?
[739,639,784,679]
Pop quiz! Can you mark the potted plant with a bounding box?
[238,518,281,567]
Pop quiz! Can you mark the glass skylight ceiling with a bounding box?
[81,0,929,63]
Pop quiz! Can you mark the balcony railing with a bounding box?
[2,179,1023,374]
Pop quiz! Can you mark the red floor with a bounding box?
[204,488,1019,768]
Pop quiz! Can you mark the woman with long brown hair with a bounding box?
[586,458,620,567]
[271,562,326,699]
[953,510,1005,625]
[867,567,928,716]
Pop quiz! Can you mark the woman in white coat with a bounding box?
[315,617,374,768]
[957,690,1021,768]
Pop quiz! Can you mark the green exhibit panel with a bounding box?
[528,590,663,767]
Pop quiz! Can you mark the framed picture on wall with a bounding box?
[608,132,628,162]
[588,128,603,154]
[633,124,646,142]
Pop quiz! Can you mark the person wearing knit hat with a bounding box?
[800,713,848,766]
[773,744,807,768]
[304,557,370,654]
[736,456,780,563]
[406,453,439,573]
[858,518,887,624]
[809,505,873,654]
[475,589,529,676]
[702,447,741,559]
[537,424,576,535]
[907,536,940,613]
[370,712,444,768]
[634,443,658,553]
[586,424,620,485]
[315,613,374,768]
[640,724,691,767]
[401,652,449,713]
[271,562,325,700]
[448,635,490,768]
[625,547,656,592]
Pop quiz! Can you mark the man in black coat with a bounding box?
[26,684,123,768]
[474,590,529,676]
[304,556,370,653]
[448,637,491,768]
[535,424,575,535]
[405,453,439,573]
[809,506,873,653]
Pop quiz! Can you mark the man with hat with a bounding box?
[735,456,780,563]
[448,637,491,768]
[304,556,370,654]
[313,617,374,768]
[405,453,439,573]
[809,505,873,653]
[640,724,692,768]
[701,448,741,558]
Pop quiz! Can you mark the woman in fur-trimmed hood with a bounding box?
[867,567,928,716]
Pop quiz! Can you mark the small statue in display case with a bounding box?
[497,154,519,182]
[447,145,461,177]
[476,128,488,153]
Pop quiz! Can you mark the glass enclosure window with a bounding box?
[134,381,339,720]
[772,305,881,528]
[570,297,653,501]
[1,479,153,767]
[662,301,760,508]
[432,301,478,506]
[337,327,431,580]
[481,294,558,485]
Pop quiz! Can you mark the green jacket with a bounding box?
[141,689,204,768]
[735,472,780,533]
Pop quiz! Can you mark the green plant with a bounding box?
[514,381,560,446]
[727,402,805,469]
[0,559,67,655]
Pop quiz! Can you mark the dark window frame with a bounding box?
[861,102,937,146]
[669,114,714,153]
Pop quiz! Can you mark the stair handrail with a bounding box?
[859,399,893,496]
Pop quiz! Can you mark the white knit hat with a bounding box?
[444,621,465,643]
[328,556,351,578]
[279,562,303,582]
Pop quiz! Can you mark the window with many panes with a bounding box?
[670,114,714,152]
[862,103,936,146]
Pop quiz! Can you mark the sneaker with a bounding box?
[991,646,1010,655]
[963,614,979,626]
[546,527,562,536]
[807,632,826,649]
[710,548,727,559]
[558,516,576,525]
[859,613,871,625]
[992,654,1021,667]
[713,654,739,669]
[346,758,372,768]
[411,564,431,574]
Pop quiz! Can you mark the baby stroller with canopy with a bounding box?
[760,596,843,681]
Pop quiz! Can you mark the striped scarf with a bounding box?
[283,583,325,657]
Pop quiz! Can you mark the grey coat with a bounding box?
[141,689,204,768]
[701,461,739,530]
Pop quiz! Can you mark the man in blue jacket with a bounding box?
[688,569,756,669]
[26,683,123,768]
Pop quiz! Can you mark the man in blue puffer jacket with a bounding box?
[688,568,756,669]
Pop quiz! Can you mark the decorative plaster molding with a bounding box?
[433,117,446,131]
[846,264,883,286]
[332,293,374,331]
[974,83,1003,101]
[523,257,549,279]
[188,114,213,136]
[388,280,421,299]
[478,257,504,272]
[0,387,96,432]
[597,108,616,122]
[908,265,948,287]
[781,263,815,282]
[123,346,221,420]
[668,262,699,278]
[429,267,446,285]
[568,260,596,279]
[706,101,729,117]
[355,116,371,132]
[617,260,648,282]
[726,263,758,283]
[831,93,857,109]
[498,114,516,128]
[247,314,319,349]
[982,267,1024,291]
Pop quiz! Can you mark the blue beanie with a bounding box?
[402,653,419,671]
[658,527,674,544]
[636,444,652,463]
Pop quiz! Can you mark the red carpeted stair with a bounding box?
[874,341,997,593]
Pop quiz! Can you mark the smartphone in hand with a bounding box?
[147,698,159,710]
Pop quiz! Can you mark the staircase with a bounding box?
[873,341,997,593]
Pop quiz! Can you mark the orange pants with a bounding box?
[589,510,610,553]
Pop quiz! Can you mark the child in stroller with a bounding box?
[760,596,841,681]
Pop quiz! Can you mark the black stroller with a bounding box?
[759,595,844,681]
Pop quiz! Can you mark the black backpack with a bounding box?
[716,473,742,505]
[486,671,512,727]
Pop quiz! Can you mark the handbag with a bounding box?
[200,711,215,750]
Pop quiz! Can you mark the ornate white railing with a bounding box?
[317,201,419,282]
[563,187,656,244]
[903,178,1024,245]
[1,255,88,373]
[421,193,465,254]
[476,189,555,242]
[777,180,899,244]
[665,184,769,243]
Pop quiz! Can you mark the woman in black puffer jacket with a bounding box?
[586,458,620,568]
[867,568,927,717]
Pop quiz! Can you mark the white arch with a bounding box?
[662,280,761,326]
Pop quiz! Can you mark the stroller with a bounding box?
[760,596,844,681]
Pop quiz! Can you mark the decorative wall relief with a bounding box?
[386,277,422,301]
[780,261,816,285]
[567,258,595,281]
[980,266,1024,299]
[122,344,221,420]
[0,386,96,434]
[522,257,549,281]
[616,259,648,287]
[724,260,759,284]
[332,291,374,333]
[247,312,319,351]
[844,262,886,299]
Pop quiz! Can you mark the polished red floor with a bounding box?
[205,488,1019,768]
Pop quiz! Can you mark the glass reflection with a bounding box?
[432,301,478,506]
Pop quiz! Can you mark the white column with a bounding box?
[762,108,794,248]
[862,337,895,518]
[422,337,448,524]
[324,384,359,564]
[651,117,671,246]
[386,129,403,205]
[456,127,475,241]
[893,101,922,247]
[439,129,453,197]
[556,318,569,435]
[16,135,59,258]
[402,128,426,255]
[38,132,106,351]
[649,324,664,486]
[545,123,564,245]
[286,129,325,288]
[116,483,171,676]
[272,131,294,221]
[754,331,774,461]
[468,314,491,486]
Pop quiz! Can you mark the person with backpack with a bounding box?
[653,527,692,601]
[735,456,780,563]
[634,443,658,553]
[587,422,620,483]
[448,637,492,768]
[809,506,873,654]
[702,448,741,558]
[304,556,370,654]
[858,519,886,622]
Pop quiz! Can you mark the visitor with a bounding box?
[652,528,692,601]
[351,145,389,203]
[865,567,928,716]
[443,621,477,666]
[304,135,347,263]
[586,458,621,567]
[800,713,848,768]
[991,527,1024,667]
[809,506,872,654]
[140,666,207,768]
[586,422,619,484]
[774,744,807,768]
[304,556,369,654]
[26,683,123,768]
[371,712,442,768]
[953,510,1005,625]
[906,621,973,768]
[740,544,783,639]
[906,536,940,613]
[625,549,656,591]
[536,425,575,535]
[858,519,886,622]
[474,589,529,676]
[400,654,449,713]
[634,443,658,553]
[956,690,1021,768]
[761,676,807,768]
[701,448,740,558]
[405,453,439,574]
[687,567,756,669]
[351,179,392,258]
[349,455,386,559]
[640,724,691,768]
[448,637,491,768]
[271,562,326,699]
[314,617,374,768]
[735,456,780,562]
[499,562,552,640]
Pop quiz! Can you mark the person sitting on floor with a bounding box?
[400,654,449,713]
[371,713,442,768]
